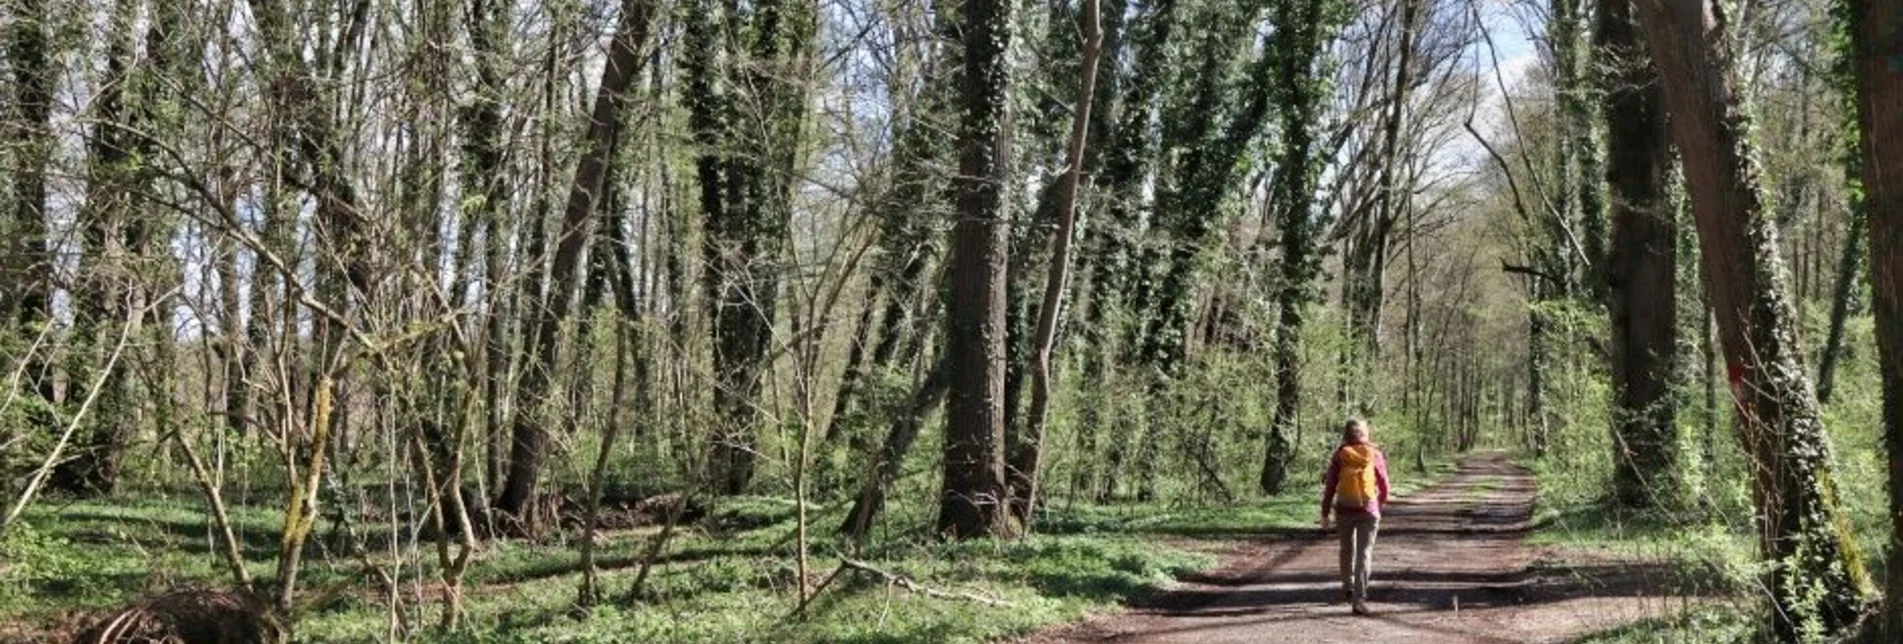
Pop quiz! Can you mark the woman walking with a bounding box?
[1320,418,1390,615]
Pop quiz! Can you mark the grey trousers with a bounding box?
[1336,512,1379,602]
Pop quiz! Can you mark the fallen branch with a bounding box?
[838,558,1014,608]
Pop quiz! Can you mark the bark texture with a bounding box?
[939,0,1019,540]
[1632,0,1873,634]
[1851,0,1903,636]
[1597,0,1678,509]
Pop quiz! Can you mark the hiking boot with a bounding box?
[1351,601,1371,616]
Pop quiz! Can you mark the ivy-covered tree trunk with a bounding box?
[938,0,1019,540]
[1134,2,1273,497]
[1260,0,1338,495]
[1009,0,1104,529]
[823,42,954,487]
[1568,0,1608,304]
[688,0,816,495]
[57,2,136,497]
[1632,0,1873,635]
[463,0,517,511]
[1849,0,1903,636]
[4,0,57,418]
[1598,0,1677,509]
[1076,0,1176,501]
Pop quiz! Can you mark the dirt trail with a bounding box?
[1022,452,1688,644]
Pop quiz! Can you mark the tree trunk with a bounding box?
[461,0,517,510]
[4,0,57,423]
[53,0,157,497]
[843,356,948,543]
[688,0,815,495]
[1347,0,1420,363]
[939,0,1018,540]
[1850,0,1903,635]
[1631,0,1873,635]
[1815,208,1865,404]
[1074,0,1177,502]
[1009,0,1102,529]
[1598,0,1677,509]
[1260,0,1336,495]
[494,0,653,523]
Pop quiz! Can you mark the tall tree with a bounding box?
[1344,0,1420,364]
[1849,0,1903,635]
[1074,0,1178,500]
[1597,0,1677,509]
[821,23,955,489]
[3,0,56,413]
[1631,0,1873,635]
[685,0,818,494]
[1260,0,1341,494]
[1009,0,1103,528]
[939,0,1019,539]
[494,0,655,522]
[463,0,518,510]
[51,0,178,496]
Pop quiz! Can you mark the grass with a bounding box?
[1520,452,1777,643]
[1570,604,1759,644]
[0,475,1424,643]
[1,454,1471,643]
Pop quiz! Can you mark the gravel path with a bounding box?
[1020,452,1689,644]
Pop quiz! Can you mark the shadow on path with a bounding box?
[1020,452,1712,644]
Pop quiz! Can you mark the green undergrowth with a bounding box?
[1571,604,1759,644]
[0,468,1485,643]
[300,533,1214,644]
[1524,455,1768,638]
[0,452,1472,643]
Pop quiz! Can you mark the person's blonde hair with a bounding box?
[1342,418,1370,443]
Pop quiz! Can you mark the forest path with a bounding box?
[1021,452,1685,643]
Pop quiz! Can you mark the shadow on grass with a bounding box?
[43,505,284,562]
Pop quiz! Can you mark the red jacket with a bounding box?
[1321,440,1391,519]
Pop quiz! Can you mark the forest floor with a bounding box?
[1020,452,1704,644]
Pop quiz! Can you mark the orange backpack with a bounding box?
[1334,444,1378,509]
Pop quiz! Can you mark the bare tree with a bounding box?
[495,0,657,526]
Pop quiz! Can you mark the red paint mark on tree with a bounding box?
[1727,361,1752,418]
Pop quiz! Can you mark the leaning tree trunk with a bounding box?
[1598,0,1677,510]
[1814,200,1866,404]
[843,356,948,543]
[1010,0,1102,529]
[938,0,1019,540]
[493,0,653,523]
[1849,0,1903,636]
[1631,0,1873,636]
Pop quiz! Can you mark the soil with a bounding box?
[1020,452,1696,644]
